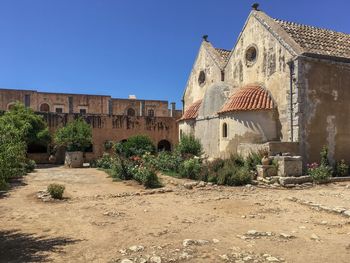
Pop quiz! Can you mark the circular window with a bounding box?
[245,46,258,66]
[198,70,206,86]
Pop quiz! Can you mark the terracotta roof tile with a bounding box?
[274,19,350,60]
[215,48,231,63]
[219,85,274,113]
[178,100,202,121]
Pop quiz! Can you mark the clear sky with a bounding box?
[0,0,349,108]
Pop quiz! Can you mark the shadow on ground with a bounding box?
[0,230,80,262]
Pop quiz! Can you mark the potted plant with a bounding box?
[54,118,92,168]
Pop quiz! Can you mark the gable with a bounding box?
[182,41,226,107]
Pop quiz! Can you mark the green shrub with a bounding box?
[320,145,330,166]
[104,140,113,151]
[176,135,202,157]
[149,151,183,173]
[95,153,115,169]
[0,121,26,190]
[308,164,332,183]
[24,159,36,173]
[54,118,92,152]
[132,166,161,188]
[179,158,201,179]
[244,150,265,171]
[335,159,349,177]
[115,135,155,157]
[47,183,65,199]
[217,164,252,186]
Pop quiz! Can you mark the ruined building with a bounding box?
[179,5,350,165]
[0,88,181,163]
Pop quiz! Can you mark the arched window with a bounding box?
[127,108,135,116]
[40,103,50,112]
[222,123,228,138]
[7,103,16,111]
[180,129,183,139]
[148,109,154,117]
[158,140,171,151]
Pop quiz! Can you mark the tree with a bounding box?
[115,135,155,157]
[54,118,92,152]
[1,102,51,147]
[0,121,26,189]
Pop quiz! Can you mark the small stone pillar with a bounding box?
[274,156,303,177]
[170,102,176,117]
[256,165,277,178]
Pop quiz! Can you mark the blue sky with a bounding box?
[0,0,349,108]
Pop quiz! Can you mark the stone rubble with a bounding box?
[287,196,350,218]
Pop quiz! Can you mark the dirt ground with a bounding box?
[1,166,350,263]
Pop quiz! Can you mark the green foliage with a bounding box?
[179,158,202,179]
[115,135,155,157]
[176,134,202,157]
[1,102,50,146]
[24,159,36,173]
[103,140,113,151]
[54,118,92,152]
[244,150,265,171]
[308,164,332,183]
[144,151,183,173]
[0,121,26,190]
[95,153,115,169]
[217,163,252,186]
[132,165,162,188]
[334,159,349,177]
[320,145,330,166]
[47,183,65,199]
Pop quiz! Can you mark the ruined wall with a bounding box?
[218,111,278,158]
[111,99,169,117]
[183,42,223,107]
[38,113,179,162]
[225,15,294,141]
[298,58,350,164]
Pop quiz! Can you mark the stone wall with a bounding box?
[298,57,350,164]
[35,113,179,162]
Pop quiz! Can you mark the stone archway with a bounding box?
[40,103,50,112]
[158,140,171,152]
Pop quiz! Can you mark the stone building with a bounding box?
[179,5,350,165]
[0,88,181,163]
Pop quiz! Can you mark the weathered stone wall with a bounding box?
[219,111,278,158]
[298,58,350,164]
[38,113,179,162]
[183,42,223,107]
[224,14,294,141]
[111,99,170,117]
[178,121,195,139]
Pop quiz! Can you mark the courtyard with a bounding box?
[1,166,350,263]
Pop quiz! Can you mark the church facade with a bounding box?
[179,6,350,165]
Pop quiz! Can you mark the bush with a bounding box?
[115,135,155,157]
[217,164,252,186]
[244,150,265,171]
[24,159,36,173]
[95,153,115,170]
[308,164,332,183]
[335,159,349,177]
[179,158,201,179]
[54,118,92,152]
[147,151,183,173]
[320,146,330,166]
[47,183,65,199]
[0,121,26,190]
[176,135,202,157]
[133,165,161,188]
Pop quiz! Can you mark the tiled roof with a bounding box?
[178,100,202,121]
[215,48,231,63]
[274,19,350,60]
[219,85,274,113]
